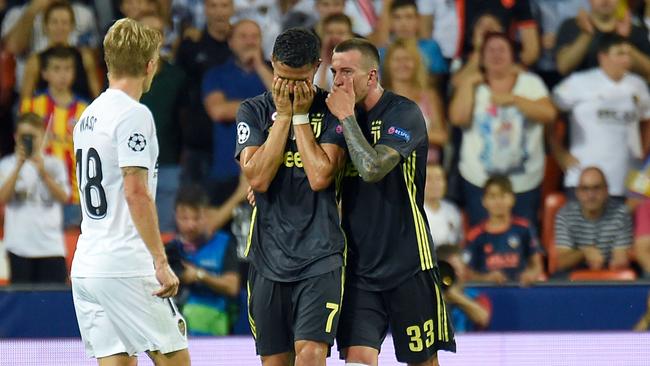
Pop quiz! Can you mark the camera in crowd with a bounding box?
[438,260,457,291]
[21,134,34,157]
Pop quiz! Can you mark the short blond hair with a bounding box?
[382,39,429,91]
[103,18,161,78]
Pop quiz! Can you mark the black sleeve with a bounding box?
[630,25,650,55]
[234,99,266,160]
[319,113,347,148]
[554,18,580,55]
[376,100,427,158]
[222,236,240,274]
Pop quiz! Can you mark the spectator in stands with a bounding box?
[554,167,633,273]
[176,0,234,187]
[312,0,346,38]
[1,0,98,91]
[374,0,447,82]
[202,19,271,187]
[552,34,650,199]
[314,13,354,91]
[436,244,491,332]
[451,13,505,88]
[343,0,385,38]
[166,185,240,336]
[171,0,208,39]
[530,0,589,88]
[465,175,544,285]
[20,46,86,228]
[416,0,460,62]
[382,38,447,163]
[137,12,187,233]
[424,164,463,247]
[555,0,650,80]
[449,32,556,227]
[0,113,70,284]
[438,0,540,68]
[20,1,100,101]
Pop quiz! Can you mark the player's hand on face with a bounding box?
[153,263,180,298]
[326,75,355,120]
[272,77,292,119]
[292,80,314,115]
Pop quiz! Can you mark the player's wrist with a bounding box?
[153,255,169,269]
[292,114,309,125]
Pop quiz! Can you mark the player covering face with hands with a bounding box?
[326,38,455,366]
[236,28,347,366]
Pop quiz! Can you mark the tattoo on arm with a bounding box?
[340,115,401,182]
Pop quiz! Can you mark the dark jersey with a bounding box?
[466,217,542,280]
[234,88,347,282]
[340,91,436,291]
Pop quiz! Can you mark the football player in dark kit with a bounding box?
[326,38,456,366]
[235,28,347,366]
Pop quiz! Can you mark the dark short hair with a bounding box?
[175,185,210,209]
[390,0,417,13]
[44,1,75,26]
[483,174,513,194]
[42,46,77,69]
[597,33,629,54]
[16,113,45,130]
[272,27,321,67]
[322,13,353,31]
[436,244,462,262]
[333,37,380,69]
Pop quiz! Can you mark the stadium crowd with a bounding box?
[1,0,650,336]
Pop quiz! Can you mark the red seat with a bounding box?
[541,192,567,275]
[64,228,81,275]
[569,269,637,281]
[0,48,16,107]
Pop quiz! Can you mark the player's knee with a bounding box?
[294,341,327,363]
[344,346,377,365]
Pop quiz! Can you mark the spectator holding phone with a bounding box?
[0,113,70,284]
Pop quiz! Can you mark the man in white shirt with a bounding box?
[0,113,70,284]
[71,19,189,365]
[552,33,650,198]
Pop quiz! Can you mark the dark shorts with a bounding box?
[247,265,344,356]
[337,269,456,364]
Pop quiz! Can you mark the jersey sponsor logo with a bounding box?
[371,120,382,144]
[486,252,520,270]
[128,133,147,152]
[237,122,251,144]
[387,126,411,142]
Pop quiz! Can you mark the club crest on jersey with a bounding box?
[310,113,323,138]
[370,120,382,144]
[508,235,520,249]
[178,319,187,337]
[387,126,411,142]
[237,122,251,144]
[128,133,146,152]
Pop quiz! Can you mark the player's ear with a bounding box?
[368,69,378,86]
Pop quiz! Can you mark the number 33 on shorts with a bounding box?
[406,319,436,352]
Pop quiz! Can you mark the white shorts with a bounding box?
[71,276,188,358]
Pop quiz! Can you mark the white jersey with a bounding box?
[553,68,650,195]
[71,89,159,278]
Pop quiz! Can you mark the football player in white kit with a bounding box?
[70,18,190,366]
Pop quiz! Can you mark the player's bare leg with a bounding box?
[343,346,378,366]
[97,353,137,366]
[294,340,328,366]
[146,349,190,366]
[262,352,294,366]
[408,354,439,366]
